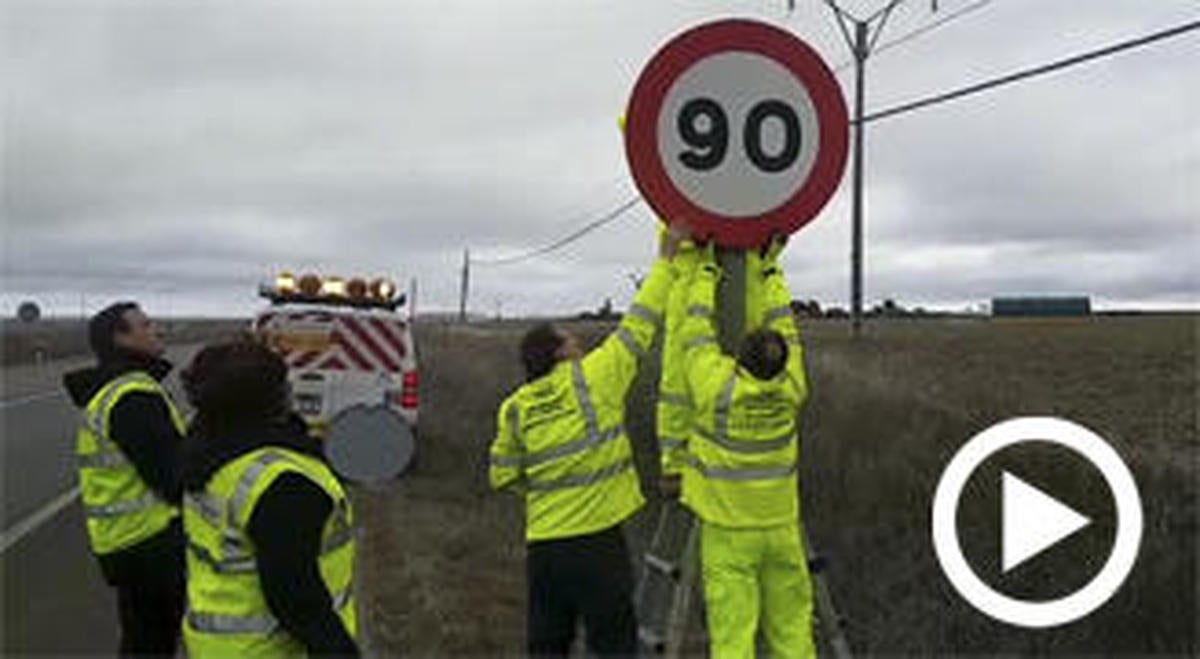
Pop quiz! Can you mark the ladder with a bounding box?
[635,501,853,659]
[634,498,700,657]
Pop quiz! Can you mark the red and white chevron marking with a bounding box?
[258,311,409,373]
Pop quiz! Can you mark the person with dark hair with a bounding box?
[177,338,359,657]
[489,225,685,657]
[671,240,815,658]
[61,302,186,656]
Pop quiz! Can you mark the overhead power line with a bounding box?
[472,195,644,266]
[829,0,995,74]
[859,19,1200,124]
[873,0,993,57]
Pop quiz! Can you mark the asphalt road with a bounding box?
[1,344,202,655]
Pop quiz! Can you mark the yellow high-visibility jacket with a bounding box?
[658,248,769,476]
[677,253,808,528]
[76,372,185,555]
[182,447,356,657]
[489,258,675,541]
[656,245,702,475]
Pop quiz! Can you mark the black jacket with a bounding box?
[62,348,185,585]
[180,413,359,657]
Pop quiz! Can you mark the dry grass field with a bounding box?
[353,315,1197,656]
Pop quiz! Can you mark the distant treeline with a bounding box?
[1,318,249,367]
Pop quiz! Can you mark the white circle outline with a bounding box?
[931,416,1143,628]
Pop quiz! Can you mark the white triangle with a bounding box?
[1002,471,1091,573]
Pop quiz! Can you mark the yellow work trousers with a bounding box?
[700,521,815,659]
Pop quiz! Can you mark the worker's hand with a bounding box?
[658,474,682,499]
[761,234,788,265]
[660,222,689,259]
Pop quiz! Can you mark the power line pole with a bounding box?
[458,248,470,323]
[818,0,906,334]
[409,277,418,322]
[851,20,867,336]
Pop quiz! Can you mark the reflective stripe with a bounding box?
[189,496,351,574]
[686,305,714,318]
[494,403,525,469]
[660,437,687,451]
[188,541,256,574]
[193,524,353,577]
[228,452,290,526]
[712,375,737,442]
[684,336,718,352]
[184,492,225,528]
[188,588,353,635]
[522,425,625,469]
[763,305,794,326]
[188,610,278,635]
[693,425,794,454]
[627,303,663,327]
[332,588,352,610]
[682,453,796,482]
[526,459,634,492]
[86,492,161,519]
[89,373,157,439]
[616,327,645,359]
[658,392,690,407]
[322,521,354,556]
[489,453,523,469]
[508,403,521,445]
[570,362,599,436]
[77,450,129,469]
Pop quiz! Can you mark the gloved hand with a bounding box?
[659,221,691,259]
[698,239,719,272]
[761,234,788,266]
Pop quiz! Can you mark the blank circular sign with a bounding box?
[324,404,415,484]
[17,301,40,323]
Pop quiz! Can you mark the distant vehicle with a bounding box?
[252,273,419,444]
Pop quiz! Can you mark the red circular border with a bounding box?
[625,19,849,248]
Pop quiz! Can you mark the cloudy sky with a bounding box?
[3,0,1196,318]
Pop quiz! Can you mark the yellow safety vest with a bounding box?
[677,257,808,528]
[182,447,357,658]
[490,258,675,541]
[76,371,185,555]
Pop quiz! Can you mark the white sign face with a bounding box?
[656,51,821,219]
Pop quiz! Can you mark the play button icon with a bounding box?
[932,417,1143,628]
[1002,472,1090,573]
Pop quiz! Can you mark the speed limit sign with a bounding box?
[625,19,849,248]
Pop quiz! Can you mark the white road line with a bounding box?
[0,390,62,410]
[1,486,81,554]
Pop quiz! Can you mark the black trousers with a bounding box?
[115,572,184,657]
[98,522,185,657]
[526,524,638,658]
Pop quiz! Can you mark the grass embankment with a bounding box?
[799,316,1196,655]
[354,316,1197,656]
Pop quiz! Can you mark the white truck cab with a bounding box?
[252,273,419,442]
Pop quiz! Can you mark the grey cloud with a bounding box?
[3,0,1196,316]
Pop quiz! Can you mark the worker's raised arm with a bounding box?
[680,250,736,402]
[581,227,682,400]
[657,239,704,476]
[760,248,808,401]
[488,399,524,492]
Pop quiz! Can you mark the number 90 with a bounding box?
[677,97,801,174]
